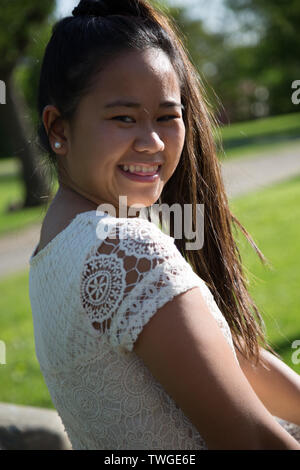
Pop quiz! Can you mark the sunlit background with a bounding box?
[0,0,299,414]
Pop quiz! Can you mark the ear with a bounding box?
[42,105,69,154]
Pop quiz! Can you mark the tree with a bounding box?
[156,2,229,121]
[156,1,259,122]
[225,0,300,116]
[0,0,55,210]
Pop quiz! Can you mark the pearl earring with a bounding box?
[54,142,62,149]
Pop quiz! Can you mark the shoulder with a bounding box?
[86,212,181,262]
[79,212,205,351]
[94,211,171,240]
[81,211,195,297]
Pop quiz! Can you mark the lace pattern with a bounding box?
[29,212,300,450]
[80,217,238,356]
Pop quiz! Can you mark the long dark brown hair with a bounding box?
[37,0,280,366]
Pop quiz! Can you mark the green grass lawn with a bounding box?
[230,174,300,369]
[0,176,46,236]
[218,111,300,160]
[0,270,54,408]
[220,136,300,161]
[0,158,56,237]
[219,111,300,148]
[0,173,299,408]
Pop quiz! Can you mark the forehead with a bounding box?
[88,48,181,104]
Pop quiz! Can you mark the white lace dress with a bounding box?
[29,210,300,450]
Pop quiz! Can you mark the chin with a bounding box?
[125,202,152,215]
[125,193,160,211]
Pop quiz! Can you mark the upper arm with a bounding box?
[133,286,299,449]
[80,217,299,449]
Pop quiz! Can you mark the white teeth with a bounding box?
[121,165,159,174]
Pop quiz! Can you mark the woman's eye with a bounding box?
[111,115,179,123]
[111,116,134,123]
[158,115,179,121]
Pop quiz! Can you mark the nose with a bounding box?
[133,124,165,154]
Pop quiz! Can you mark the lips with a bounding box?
[119,166,158,176]
[117,165,161,182]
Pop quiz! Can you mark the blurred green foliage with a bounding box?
[1,0,299,159]
[13,22,53,128]
[0,0,55,160]
[224,0,300,118]
[0,0,54,72]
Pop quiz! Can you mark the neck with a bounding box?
[57,174,140,219]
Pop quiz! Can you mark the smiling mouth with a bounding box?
[117,165,161,182]
[118,165,161,176]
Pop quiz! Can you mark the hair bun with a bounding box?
[72,0,106,17]
[72,0,144,18]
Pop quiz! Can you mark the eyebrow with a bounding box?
[104,100,185,110]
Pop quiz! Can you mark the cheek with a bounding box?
[178,120,186,145]
[95,123,131,155]
[74,124,127,164]
[167,123,185,172]
[169,120,185,142]
[165,122,186,156]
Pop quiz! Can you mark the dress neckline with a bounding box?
[29,210,109,266]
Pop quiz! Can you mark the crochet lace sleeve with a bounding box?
[80,217,218,354]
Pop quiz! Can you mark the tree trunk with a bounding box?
[0,69,51,210]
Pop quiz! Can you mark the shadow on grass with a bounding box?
[223,131,300,151]
[0,173,21,183]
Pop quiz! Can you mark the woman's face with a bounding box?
[52,48,186,214]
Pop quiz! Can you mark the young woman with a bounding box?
[29,0,300,450]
